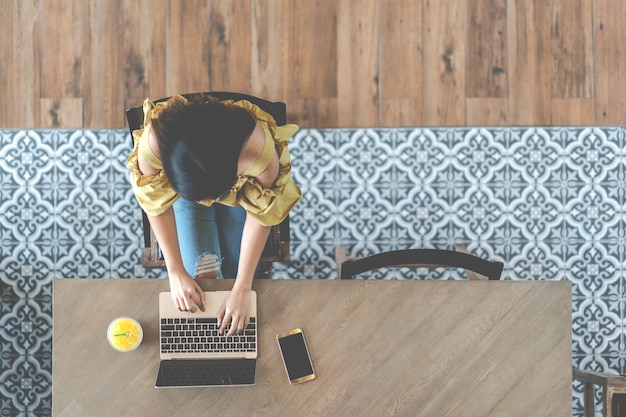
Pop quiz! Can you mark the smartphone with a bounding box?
[276,328,316,384]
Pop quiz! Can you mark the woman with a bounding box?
[126,94,301,336]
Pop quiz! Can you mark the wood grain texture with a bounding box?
[39,0,85,98]
[294,0,337,99]
[466,98,509,126]
[379,0,422,126]
[507,0,552,125]
[593,0,626,125]
[0,0,40,127]
[4,0,626,127]
[552,98,595,125]
[379,0,422,99]
[251,0,294,102]
[123,0,167,105]
[337,0,379,127]
[207,0,252,92]
[292,0,338,127]
[422,0,466,126]
[466,0,508,98]
[550,0,594,99]
[381,98,422,127]
[53,278,572,417]
[166,0,210,94]
[292,97,338,127]
[83,0,125,127]
[40,98,83,128]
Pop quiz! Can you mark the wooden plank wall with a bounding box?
[1,0,625,128]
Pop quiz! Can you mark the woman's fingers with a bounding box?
[183,292,198,313]
[171,282,206,313]
[223,314,248,336]
[195,285,206,311]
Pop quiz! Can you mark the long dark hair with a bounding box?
[150,95,256,201]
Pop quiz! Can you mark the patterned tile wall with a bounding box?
[1,127,624,416]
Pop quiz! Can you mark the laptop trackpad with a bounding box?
[155,359,256,388]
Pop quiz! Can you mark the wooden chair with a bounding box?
[125,92,291,276]
[573,368,626,417]
[336,246,503,280]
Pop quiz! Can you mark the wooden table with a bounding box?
[53,278,572,416]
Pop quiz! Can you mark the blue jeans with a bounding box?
[172,198,246,278]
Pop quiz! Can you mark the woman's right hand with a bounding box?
[168,270,206,313]
[143,206,205,313]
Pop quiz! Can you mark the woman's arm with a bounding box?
[147,209,206,313]
[218,212,270,336]
[138,129,205,313]
[218,121,278,334]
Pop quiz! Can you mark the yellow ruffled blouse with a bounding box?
[126,96,302,227]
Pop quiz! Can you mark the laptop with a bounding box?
[155,291,258,388]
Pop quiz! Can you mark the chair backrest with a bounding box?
[125,91,287,135]
[339,249,504,280]
[125,92,290,269]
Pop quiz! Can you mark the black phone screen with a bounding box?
[278,332,314,381]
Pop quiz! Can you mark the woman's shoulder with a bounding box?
[137,127,162,175]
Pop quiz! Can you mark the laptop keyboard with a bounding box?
[160,317,256,354]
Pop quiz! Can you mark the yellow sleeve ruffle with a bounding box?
[125,98,181,217]
[210,99,302,227]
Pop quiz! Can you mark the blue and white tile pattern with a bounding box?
[1,127,625,416]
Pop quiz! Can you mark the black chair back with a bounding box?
[340,249,503,280]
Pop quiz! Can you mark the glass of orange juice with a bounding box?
[107,317,143,352]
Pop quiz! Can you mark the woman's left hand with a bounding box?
[218,288,252,336]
